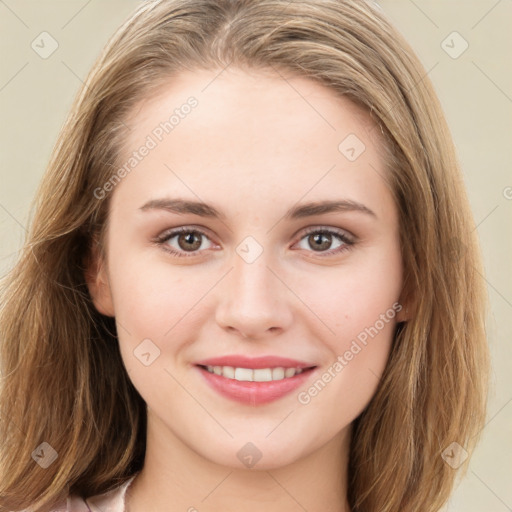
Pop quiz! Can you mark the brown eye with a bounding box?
[307,232,333,252]
[156,227,214,258]
[176,231,203,252]
[295,227,355,256]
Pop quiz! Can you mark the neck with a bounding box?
[126,410,352,512]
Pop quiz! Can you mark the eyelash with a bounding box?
[154,226,355,259]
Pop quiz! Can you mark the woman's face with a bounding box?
[89,68,405,469]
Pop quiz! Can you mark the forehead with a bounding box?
[112,67,393,222]
[123,67,375,148]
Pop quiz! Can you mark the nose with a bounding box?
[215,250,293,340]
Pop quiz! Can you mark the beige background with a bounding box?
[0,1,510,510]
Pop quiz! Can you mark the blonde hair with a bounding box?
[0,1,489,511]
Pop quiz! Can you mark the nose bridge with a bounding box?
[232,249,276,302]
[215,241,292,338]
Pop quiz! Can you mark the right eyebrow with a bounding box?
[139,198,226,219]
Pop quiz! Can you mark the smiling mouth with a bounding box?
[197,364,317,382]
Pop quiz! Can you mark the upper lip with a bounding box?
[195,355,316,369]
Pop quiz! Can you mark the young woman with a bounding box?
[0,1,489,511]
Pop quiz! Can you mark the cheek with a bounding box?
[292,245,401,403]
[108,251,203,335]
[108,256,197,402]
[297,278,399,423]
[294,247,402,343]
[106,250,222,391]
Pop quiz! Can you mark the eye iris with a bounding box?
[178,232,202,251]
[309,232,331,251]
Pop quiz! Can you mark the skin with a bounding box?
[87,67,408,512]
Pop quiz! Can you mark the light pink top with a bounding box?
[49,474,137,512]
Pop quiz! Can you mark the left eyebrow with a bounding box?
[285,199,377,220]
[139,198,377,220]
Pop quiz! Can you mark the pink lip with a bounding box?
[194,355,317,406]
[195,355,315,369]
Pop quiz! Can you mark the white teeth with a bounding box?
[223,366,235,379]
[272,367,285,380]
[284,367,296,378]
[234,367,253,381]
[253,368,272,382]
[204,365,306,382]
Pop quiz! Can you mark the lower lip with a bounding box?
[196,365,316,405]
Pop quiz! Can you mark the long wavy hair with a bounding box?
[0,1,489,511]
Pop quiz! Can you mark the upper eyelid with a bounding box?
[156,225,217,243]
[299,225,355,241]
